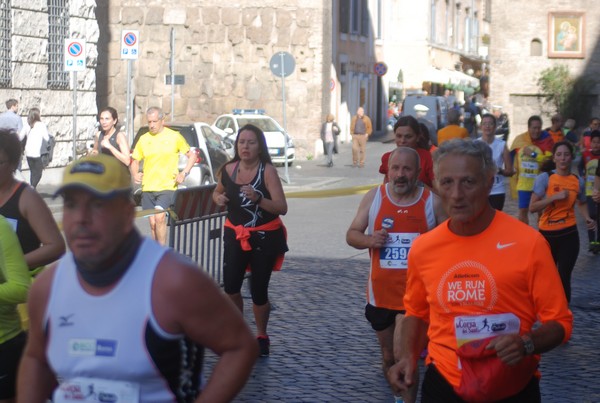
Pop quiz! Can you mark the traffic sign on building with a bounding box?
[64,39,86,72]
[121,30,140,60]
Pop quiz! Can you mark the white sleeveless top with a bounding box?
[45,238,203,402]
[478,137,507,196]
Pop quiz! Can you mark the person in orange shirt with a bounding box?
[530,141,595,302]
[542,114,565,144]
[347,147,446,403]
[388,139,573,402]
[436,109,469,145]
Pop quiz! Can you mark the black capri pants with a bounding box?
[223,227,285,306]
[540,225,580,302]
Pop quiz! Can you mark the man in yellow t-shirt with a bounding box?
[509,116,554,225]
[130,107,195,245]
[388,139,572,402]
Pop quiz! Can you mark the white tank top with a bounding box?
[45,238,203,402]
[478,138,507,196]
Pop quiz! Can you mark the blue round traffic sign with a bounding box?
[67,42,83,57]
[374,62,388,77]
[124,32,137,47]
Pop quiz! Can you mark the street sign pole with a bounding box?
[269,51,295,184]
[121,30,139,143]
[72,71,77,161]
[279,53,290,184]
[170,28,175,122]
[126,60,133,144]
[64,38,86,162]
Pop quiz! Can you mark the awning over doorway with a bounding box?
[422,66,479,88]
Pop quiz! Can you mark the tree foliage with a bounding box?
[537,65,571,115]
[537,65,595,123]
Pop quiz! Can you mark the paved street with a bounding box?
[39,136,600,402]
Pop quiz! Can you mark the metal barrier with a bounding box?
[168,184,227,284]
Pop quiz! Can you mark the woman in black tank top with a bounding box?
[92,106,131,166]
[0,131,64,273]
[212,124,288,357]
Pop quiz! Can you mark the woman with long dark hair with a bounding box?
[91,106,130,165]
[379,115,435,188]
[530,141,595,301]
[212,124,288,357]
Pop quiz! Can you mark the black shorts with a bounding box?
[142,190,174,211]
[0,332,27,399]
[364,303,405,331]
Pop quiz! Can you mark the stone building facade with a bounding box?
[489,0,600,141]
[100,1,330,158]
[1,1,98,183]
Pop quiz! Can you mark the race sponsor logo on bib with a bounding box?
[54,377,139,403]
[68,339,117,357]
[380,232,419,269]
[454,313,521,347]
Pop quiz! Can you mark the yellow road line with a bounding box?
[284,184,378,198]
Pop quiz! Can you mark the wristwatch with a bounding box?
[521,334,535,355]
[183,171,189,177]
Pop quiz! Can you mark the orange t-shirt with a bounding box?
[437,125,469,145]
[367,185,437,310]
[404,211,573,388]
[547,129,565,144]
[533,173,584,231]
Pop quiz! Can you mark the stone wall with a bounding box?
[490,0,600,142]
[103,1,328,158]
[5,0,98,184]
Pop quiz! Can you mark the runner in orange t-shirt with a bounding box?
[348,147,446,403]
[388,139,573,402]
[530,141,595,302]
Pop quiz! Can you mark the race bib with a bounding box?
[520,161,539,178]
[54,377,140,403]
[454,313,521,348]
[379,232,419,269]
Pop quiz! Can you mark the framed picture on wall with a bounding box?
[548,12,585,58]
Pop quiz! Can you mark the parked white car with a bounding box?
[213,109,295,165]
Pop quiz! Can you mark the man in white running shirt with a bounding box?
[17,154,258,403]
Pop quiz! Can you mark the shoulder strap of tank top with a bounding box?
[230,160,240,182]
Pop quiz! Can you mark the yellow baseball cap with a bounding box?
[54,154,132,198]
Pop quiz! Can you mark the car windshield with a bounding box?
[237,117,281,132]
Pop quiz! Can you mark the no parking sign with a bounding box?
[64,39,86,72]
[121,30,139,60]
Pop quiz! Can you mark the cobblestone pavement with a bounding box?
[39,137,600,402]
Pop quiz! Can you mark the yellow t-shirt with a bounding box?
[131,127,190,191]
[515,145,545,191]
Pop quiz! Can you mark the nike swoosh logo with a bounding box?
[497,242,516,249]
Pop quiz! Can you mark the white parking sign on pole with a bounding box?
[64,39,86,72]
[121,30,139,60]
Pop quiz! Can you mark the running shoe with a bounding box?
[257,335,270,357]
